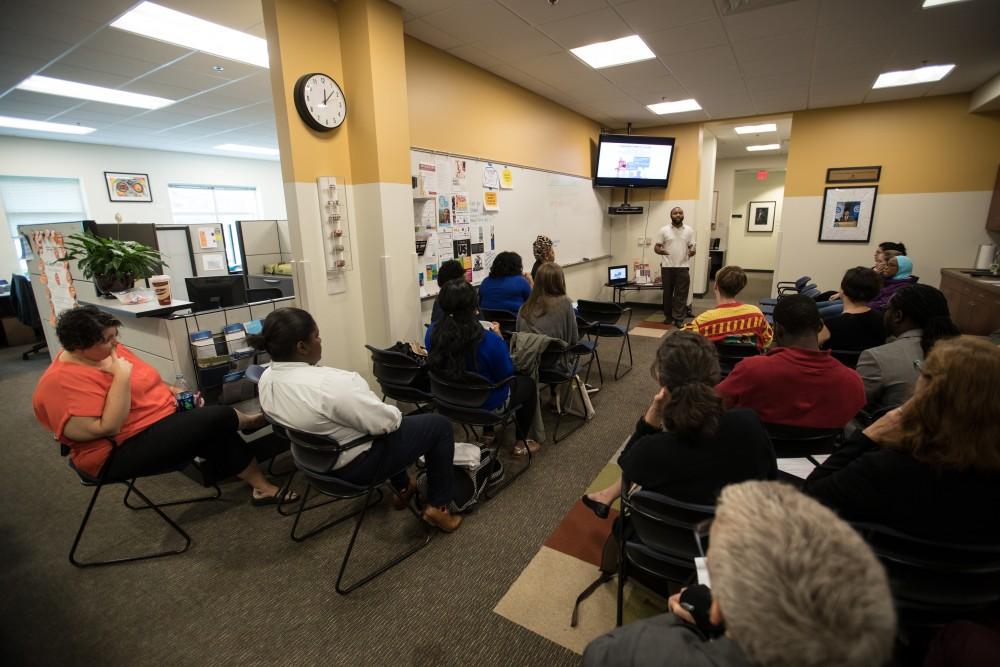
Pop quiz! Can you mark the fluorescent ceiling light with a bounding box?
[734,123,777,134]
[214,143,279,156]
[0,115,96,135]
[873,64,954,89]
[647,99,702,115]
[922,0,970,7]
[746,144,780,151]
[112,2,269,68]
[570,35,655,69]
[16,75,174,110]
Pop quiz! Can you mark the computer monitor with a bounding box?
[608,264,629,286]
[186,276,247,313]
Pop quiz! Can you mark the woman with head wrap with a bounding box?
[530,235,554,279]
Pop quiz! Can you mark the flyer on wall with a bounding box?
[31,229,78,324]
[437,194,452,226]
[418,162,439,196]
[451,158,467,189]
[482,162,500,189]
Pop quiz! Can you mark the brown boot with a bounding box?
[422,505,462,533]
[391,477,417,510]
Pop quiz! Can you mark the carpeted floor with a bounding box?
[0,307,667,667]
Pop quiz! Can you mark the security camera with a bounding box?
[548,0,559,5]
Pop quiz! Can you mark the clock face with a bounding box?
[294,73,346,131]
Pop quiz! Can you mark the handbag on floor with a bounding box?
[417,442,504,514]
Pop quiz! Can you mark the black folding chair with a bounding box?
[616,488,715,626]
[364,344,433,413]
[714,340,760,379]
[830,349,862,369]
[429,370,531,492]
[764,423,842,467]
[480,308,518,340]
[284,427,434,595]
[851,522,1000,631]
[576,300,633,380]
[64,440,220,568]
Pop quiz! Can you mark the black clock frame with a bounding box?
[293,72,346,132]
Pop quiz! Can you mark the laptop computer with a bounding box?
[608,264,629,286]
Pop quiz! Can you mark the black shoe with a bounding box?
[581,494,611,519]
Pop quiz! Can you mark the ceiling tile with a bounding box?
[54,46,165,80]
[722,0,820,43]
[391,0,467,19]
[167,53,262,80]
[446,45,502,70]
[155,0,264,32]
[0,89,83,116]
[129,65,235,97]
[535,8,634,48]
[807,81,868,109]
[500,0,609,26]
[38,63,134,89]
[403,18,466,50]
[421,1,529,45]
[731,30,815,77]
[615,0,719,33]
[750,87,809,114]
[79,27,193,66]
[640,19,729,57]
[473,29,562,63]
[663,45,742,87]
[599,59,672,85]
[617,76,690,104]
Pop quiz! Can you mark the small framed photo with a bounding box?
[818,185,878,243]
[746,201,776,233]
[104,171,152,202]
[826,166,881,184]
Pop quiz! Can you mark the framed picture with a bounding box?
[104,171,152,202]
[818,185,878,243]
[746,201,776,233]
[826,166,881,184]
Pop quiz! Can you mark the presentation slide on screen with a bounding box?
[596,142,673,180]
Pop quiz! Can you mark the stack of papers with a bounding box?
[777,454,830,479]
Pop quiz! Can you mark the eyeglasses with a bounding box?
[693,518,713,558]
[912,358,922,372]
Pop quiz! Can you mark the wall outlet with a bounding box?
[637,237,651,247]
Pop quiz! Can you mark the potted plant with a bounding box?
[63,232,166,296]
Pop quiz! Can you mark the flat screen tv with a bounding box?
[594,134,675,188]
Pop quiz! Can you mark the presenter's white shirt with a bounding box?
[656,223,695,268]
[258,361,402,470]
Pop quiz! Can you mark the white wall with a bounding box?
[0,136,286,278]
[774,191,993,293]
[713,155,788,253]
[727,170,785,270]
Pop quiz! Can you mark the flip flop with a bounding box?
[251,489,299,507]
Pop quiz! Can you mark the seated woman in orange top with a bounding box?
[32,305,289,504]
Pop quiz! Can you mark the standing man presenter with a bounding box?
[655,206,696,328]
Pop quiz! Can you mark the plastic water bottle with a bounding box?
[175,373,196,411]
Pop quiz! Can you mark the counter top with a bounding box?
[79,296,193,318]
[942,268,1000,292]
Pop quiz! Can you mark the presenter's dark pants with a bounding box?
[101,406,254,483]
[336,413,455,508]
[661,266,690,324]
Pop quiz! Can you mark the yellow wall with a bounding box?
[785,95,1000,196]
[621,123,702,201]
[262,0,352,184]
[405,37,600,178]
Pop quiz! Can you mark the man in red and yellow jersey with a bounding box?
[685,266,773,349]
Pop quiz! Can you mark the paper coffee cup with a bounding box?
[151,275,172,305]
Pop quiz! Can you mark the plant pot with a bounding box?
[94,272,136,297]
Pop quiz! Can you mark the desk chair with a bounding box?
[764,423,841,467]
[576,300,633,380]
[64,440,220,568]
[759,276,813,307]
[364,344,433,414]
[851,522,1000,631]
[537,341,590,443]
[714,340,760,379]
[480,308,517,340]
[10,274,46,360]
[429,370,530,493]
[284,427,434,594]
[616,489,715,626]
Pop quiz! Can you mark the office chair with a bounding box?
[479,308,517,340]
[576,299,633,380]
[364,344,433,414]
[10,274,47,360]
[763,423,842,467]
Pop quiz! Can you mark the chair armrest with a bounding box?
[622,307,633,329]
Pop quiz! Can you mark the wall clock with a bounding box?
[293,72,346,132]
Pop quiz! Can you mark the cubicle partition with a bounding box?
[237,219,295,298]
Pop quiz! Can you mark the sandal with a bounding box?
[512,440,541,458]
[251,488,299,506]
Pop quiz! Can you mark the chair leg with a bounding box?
[70,481,192,568]
[290,483,384,543]
[616,551,627,627]
[614,335,633,380]
[552,381,586,444]
[334,483,434,595]
[123,477,221,510]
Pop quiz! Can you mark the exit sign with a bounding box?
[756,170,768,181]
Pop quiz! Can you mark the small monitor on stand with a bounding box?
[185,276,247,313]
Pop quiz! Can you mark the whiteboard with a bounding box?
[411,149,611,297]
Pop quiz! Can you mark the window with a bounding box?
[167,184,260,272]
[0,176,88,275]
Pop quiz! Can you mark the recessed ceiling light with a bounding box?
[112,2,269,68]
[16,75,174,110]
[734,123,777,134]
[922,0,971,7]
[872,64,954,89]
[212,65,225,72]
[0,115,96,135]
[214,143,279,156]
[746,144,780,152]
[646,99,702,115]
[570,35,655,69]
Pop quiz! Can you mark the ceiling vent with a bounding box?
[716,0,800,15]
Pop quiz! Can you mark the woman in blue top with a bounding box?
[426,280,539,457]
[478,251,532,314]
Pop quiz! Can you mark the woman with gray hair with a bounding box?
[583,481,897,667]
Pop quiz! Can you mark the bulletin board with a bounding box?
[411,149,611,297]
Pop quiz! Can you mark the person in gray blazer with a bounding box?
[857,284,959,414]
[583,481,896,667]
